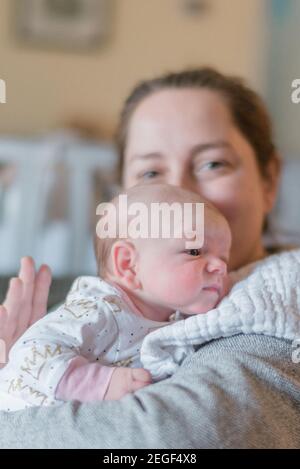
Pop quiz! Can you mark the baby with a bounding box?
[0,184,231,410]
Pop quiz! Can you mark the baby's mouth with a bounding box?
[202,284,221,296]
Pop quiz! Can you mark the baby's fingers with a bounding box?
[132,368,152,384]
[131,380,151,392]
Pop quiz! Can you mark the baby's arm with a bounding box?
[2,278,112,406]
[3,277,152,406]
[56,357,151,402]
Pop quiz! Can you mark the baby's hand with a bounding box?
[104,367,152,400]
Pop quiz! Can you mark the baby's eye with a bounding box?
[185,249,202,257]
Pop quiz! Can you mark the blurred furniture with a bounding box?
[0,133,118,277]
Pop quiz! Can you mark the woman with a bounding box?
[0,68,299,448]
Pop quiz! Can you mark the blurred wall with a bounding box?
[0,0,267,137]
[265,0,300,157]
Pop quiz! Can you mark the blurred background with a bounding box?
[0,0,300,304]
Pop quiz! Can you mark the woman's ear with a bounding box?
[111,240,141,289]
[263,153,282,212]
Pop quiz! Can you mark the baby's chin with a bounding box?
[179,294,221,316]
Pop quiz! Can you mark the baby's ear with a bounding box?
[111,241,140,289]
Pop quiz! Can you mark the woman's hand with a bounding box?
[0,257,51,367]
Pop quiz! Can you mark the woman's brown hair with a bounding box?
[116,67,277,183]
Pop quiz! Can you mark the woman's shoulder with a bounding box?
[266,243,300,255]
[230,245,300,286]
[263,245,300,268]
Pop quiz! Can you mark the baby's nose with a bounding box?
[206,257,227,276]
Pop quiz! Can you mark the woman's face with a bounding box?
[123,89,279,270]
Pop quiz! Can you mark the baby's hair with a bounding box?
[95,185,147,277]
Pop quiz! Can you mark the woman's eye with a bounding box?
[207,161,223,169]
[186,249,201,257]
[203,161,226,171]
[140,170,160,180]
[196,160,227,172]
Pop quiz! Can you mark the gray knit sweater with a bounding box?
[0,333,299,448]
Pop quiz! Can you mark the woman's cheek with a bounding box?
[215,170,257,225]
[205,189,239,228]
[199,176,241,223]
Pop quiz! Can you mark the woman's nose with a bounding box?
[169,172,198,193]
[206,257,227,276]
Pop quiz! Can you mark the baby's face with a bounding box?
[135,207,231,315]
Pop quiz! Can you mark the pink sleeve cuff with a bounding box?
[55,356,116,402]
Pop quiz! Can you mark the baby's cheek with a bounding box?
[161,263,201,303]
[174,269,197,292]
